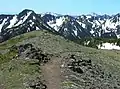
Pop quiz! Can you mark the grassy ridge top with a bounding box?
[1,30,120,89]
[1,30,120,73]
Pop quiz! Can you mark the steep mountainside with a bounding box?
[42,13,120,39]
[1,9,120,42]
[0,9,55,42]
[1,9,120,50]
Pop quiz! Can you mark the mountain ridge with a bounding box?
[1,30,120,89]
[1,9,120,45]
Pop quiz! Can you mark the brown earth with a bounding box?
[41,57,63,89]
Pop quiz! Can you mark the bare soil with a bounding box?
[41,57,63,89]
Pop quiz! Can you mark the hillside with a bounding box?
[1,30,120,89]
[1,9,120,50]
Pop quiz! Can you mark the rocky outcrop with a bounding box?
[11,43,52,89]
[15,43,51,64]
[28,78,47,89]
[66,55,120,89]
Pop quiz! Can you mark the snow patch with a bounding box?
[15,20,23,26]
[98,42,120,50]
[95,20,101,25]
[64,28,67,31]
[29,20,32,22]
[56,17,65,26]
[92,23,96,28]
[90,29,94,34]
[27,28,30,32]
[99,20,104,24]
[7,15,17,28]
[116,34,120,39]
[74,30,77,36]
[0,19,2,21]
[41,12,61,17]
[102,19,117,32]
[77,21,86,28]
[0,18,7,32]
[22,11,32,22]
[33,16,36,20]
[36,27,39,30]
[30,22,34,27]
[86,15,92,19]
[84,41,90,45]
[47,17,65,31]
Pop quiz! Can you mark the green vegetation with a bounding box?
[1,30,120,88]
[0,33,36,50]
[0,59,40,89]
[0,51,17,64]
[75,37,120,49]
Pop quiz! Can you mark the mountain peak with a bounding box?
[21,9,34,13]
[18,9,34,16]
[1,10,120,42]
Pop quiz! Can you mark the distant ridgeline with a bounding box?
[1,9,120,50]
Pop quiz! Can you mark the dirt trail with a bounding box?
[41,57,63,89]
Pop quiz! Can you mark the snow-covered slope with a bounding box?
[1,9,120,46]
[0,9,55,41]
[41,13,120,39]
